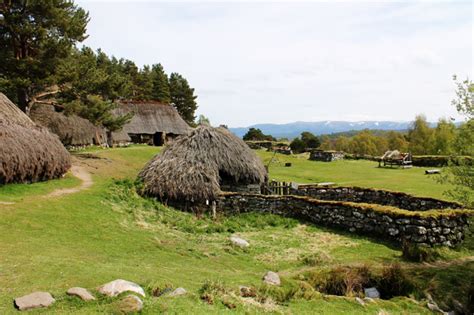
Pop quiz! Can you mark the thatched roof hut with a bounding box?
[30,104,107,147]
[111,101,191,145]
[0,93,71,184]
[139,126,268,204]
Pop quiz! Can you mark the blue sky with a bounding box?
[77,1,472,127]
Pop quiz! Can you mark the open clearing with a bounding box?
[0,145,472,314]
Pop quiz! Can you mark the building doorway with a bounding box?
[153,132,164,146]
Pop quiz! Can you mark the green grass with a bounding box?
[0,146,471,314]
[259,151,455,200]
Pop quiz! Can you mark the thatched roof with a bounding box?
[0,93,71,184]
[30,104,107,146]
[139,126,268,202]
[111,101,191,142]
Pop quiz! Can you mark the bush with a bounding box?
[306,265,373,297]
[377,264,415,298]
[402,242,440,262]
[299,252,330,266]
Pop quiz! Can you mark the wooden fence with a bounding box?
[263,181,292,195]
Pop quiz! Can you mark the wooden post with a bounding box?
[211,200,216,219]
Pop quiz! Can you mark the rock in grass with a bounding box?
[364,287,380,299]
[14,292,55,311]
[230,236,249,248]
[67,287,95,301]
[117,294,143,313]
[355,297,365,306]
[168,287,187,297]
[98,279,145,297]
[263,271,281,286]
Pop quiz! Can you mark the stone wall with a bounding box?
[216,193,471,247]
[291,185,462,211]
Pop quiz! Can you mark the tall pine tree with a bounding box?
[169,72,197,125]
[0,1,89,112]
[151,64,171,103]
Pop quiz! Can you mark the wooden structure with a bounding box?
[263,181,292,195]
[378,150,412,168]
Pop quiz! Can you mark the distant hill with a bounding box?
[229,121,436,139]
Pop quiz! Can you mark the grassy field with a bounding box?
[0,146,471,314]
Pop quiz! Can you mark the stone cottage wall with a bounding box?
[216,193,471,247]
[291,185,462,211]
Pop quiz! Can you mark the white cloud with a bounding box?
[76,1,472,126]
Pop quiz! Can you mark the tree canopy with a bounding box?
[242,128,276,141]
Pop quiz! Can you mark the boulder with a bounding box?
[168,287,187,297]
[263,271,281,286]
[364,287,380,299]
[66,287,95,301]
[230,236,249,248]
[14,292,55,311]
[117,294,143,313]
[98,279,145,297]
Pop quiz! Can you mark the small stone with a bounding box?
[98,279,145,297]
[67,287,95,301]
[168,287,186,297]
[427,302,443,313]
[355,297,365,306]
[364,287,380,299]
[230,236,250,248]
[263,271,281,286]
[118,294,143,313]
[14,292,55,311]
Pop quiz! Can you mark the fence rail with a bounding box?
[263,181,292,195]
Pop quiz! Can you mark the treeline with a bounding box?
[0,1,197,130]
[319,115,472,156]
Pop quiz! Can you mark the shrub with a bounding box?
[377,264,415,298]
[402,242,440,262]
[307,265,373,297]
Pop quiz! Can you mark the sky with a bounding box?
[76,0,473,127]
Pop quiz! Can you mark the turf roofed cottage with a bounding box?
[111,101,191,146]
[0,93,71,185]
[139,125,268,210]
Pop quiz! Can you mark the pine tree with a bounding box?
[151,64,171,103]
[169,73,198,124]
[0,1,89,112]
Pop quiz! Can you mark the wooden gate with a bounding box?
[263,181,292,195]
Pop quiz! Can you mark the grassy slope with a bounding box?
[0,146,471,314]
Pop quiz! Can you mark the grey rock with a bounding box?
[388,228,399,236]
[67,287,95,301]
[14,292,55,311]
[118,294,143,313]
[98,279,145,297]
[355,297,365,306]
[230,236,250,248]
[168,287,186,297]
[364,287,380,299]
[427,302,443,313]
[263,271,281,286]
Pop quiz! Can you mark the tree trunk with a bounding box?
[17,88,29,114]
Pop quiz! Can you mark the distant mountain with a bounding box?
[229,121,435,139]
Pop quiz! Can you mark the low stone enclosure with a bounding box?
[216,186,472,247]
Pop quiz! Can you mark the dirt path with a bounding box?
[46,165,93,198]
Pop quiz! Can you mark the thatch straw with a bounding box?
[0,93,71,184]
[111,101,191,142]
[139,126,267,202]
[30,104,107,146]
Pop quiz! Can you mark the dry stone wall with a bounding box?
[216,193,471,247]
[292,185,462,211]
